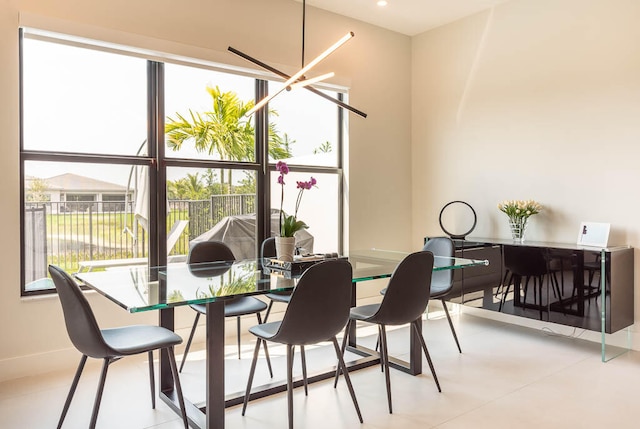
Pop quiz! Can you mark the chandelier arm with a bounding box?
[227,46,367,118]
[244,32,354,117]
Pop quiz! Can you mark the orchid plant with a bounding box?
[276,161,317,237]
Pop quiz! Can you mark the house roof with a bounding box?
[38,173,127,193]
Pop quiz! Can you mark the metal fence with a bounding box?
[26,194,256,273]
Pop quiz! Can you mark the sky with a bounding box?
[22,37,339,187]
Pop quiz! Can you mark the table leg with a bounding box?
[348,282,357,347]
[207,301,225,429]
[159,307,175,393]
[409,317,423,375]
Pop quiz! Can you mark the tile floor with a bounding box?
[1,312,639,429]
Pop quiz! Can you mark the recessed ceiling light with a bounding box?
[377,0,388,6]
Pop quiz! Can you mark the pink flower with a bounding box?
[275,164,317,237]
[276,161,289,175]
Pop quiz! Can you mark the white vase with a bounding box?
[275,236,296,262]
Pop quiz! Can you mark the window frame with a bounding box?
[19,29,346,296]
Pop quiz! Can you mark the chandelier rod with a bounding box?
[302,0,306,68]
[227,46,367,118]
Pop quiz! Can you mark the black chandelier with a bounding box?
[227,0,367,118]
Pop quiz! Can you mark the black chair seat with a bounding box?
[430,284,451,297]
[248,321,280,340]
[349,304,380,321]
[101,325,182,356]
[190,296,268,318]
[265,292,292,304]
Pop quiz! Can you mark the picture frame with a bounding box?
[577,222,610,248]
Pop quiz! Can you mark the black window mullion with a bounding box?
[337,93,345,255]
[256,79,270,252]
[148,61,165,267]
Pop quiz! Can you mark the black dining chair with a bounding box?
[242,259,363,429]
[180,240,272,376]
[259,236,310,393]
[337,250,440,414]
[378,237,461,353]
[48,265,189,429]
[261,237,294,323]
[423,237,462,352]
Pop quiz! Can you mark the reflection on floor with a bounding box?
[1,312,639,428]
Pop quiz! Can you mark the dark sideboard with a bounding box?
[430,237,634,334]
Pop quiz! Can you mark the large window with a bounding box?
[20,31,345,295]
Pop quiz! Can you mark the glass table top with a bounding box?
[75,249,488,313]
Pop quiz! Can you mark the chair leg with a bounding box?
[256,313,273,378]
[237,316,242,359]
[179,312,200,372]
[379,325,393,414]
[300,345,308,396]
[148,351,155,409]
[412,320,441,392]
[440,299,462,353]
[378,325,384,372]
[57,354,88,429]
[263,300,274,323]
[242,338,263,416]
[334,319,351,388]
[89,358,111,429]
[331,337,363,423]
[286,344,294,429]
[166,347,190,429]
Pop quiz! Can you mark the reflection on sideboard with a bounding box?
[434,238,634,334]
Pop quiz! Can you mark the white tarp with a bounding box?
[191,211,314,260]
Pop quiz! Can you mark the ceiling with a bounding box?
[297,0,509,36]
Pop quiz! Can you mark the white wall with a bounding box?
[0,0,412,381]
[412,0,640,344]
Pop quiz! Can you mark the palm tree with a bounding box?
[166,86,291,193]
[167,173,209,200]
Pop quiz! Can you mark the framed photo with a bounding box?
[577,222,610,247]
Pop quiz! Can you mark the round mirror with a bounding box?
[439,201,477,239]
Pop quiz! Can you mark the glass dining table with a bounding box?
[75,249,488,429]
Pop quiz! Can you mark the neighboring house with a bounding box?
[25,173,132,214]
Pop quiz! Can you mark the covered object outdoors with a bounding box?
[190,210,314,260]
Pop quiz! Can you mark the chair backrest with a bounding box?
[371,251,435,326]
[260,237,277,269]
[188,240,235,264]
[261,237,277,259]
[48,265,112,359]
[423,236,454,292]
[271,260,353,346]
[187,240,236,277]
